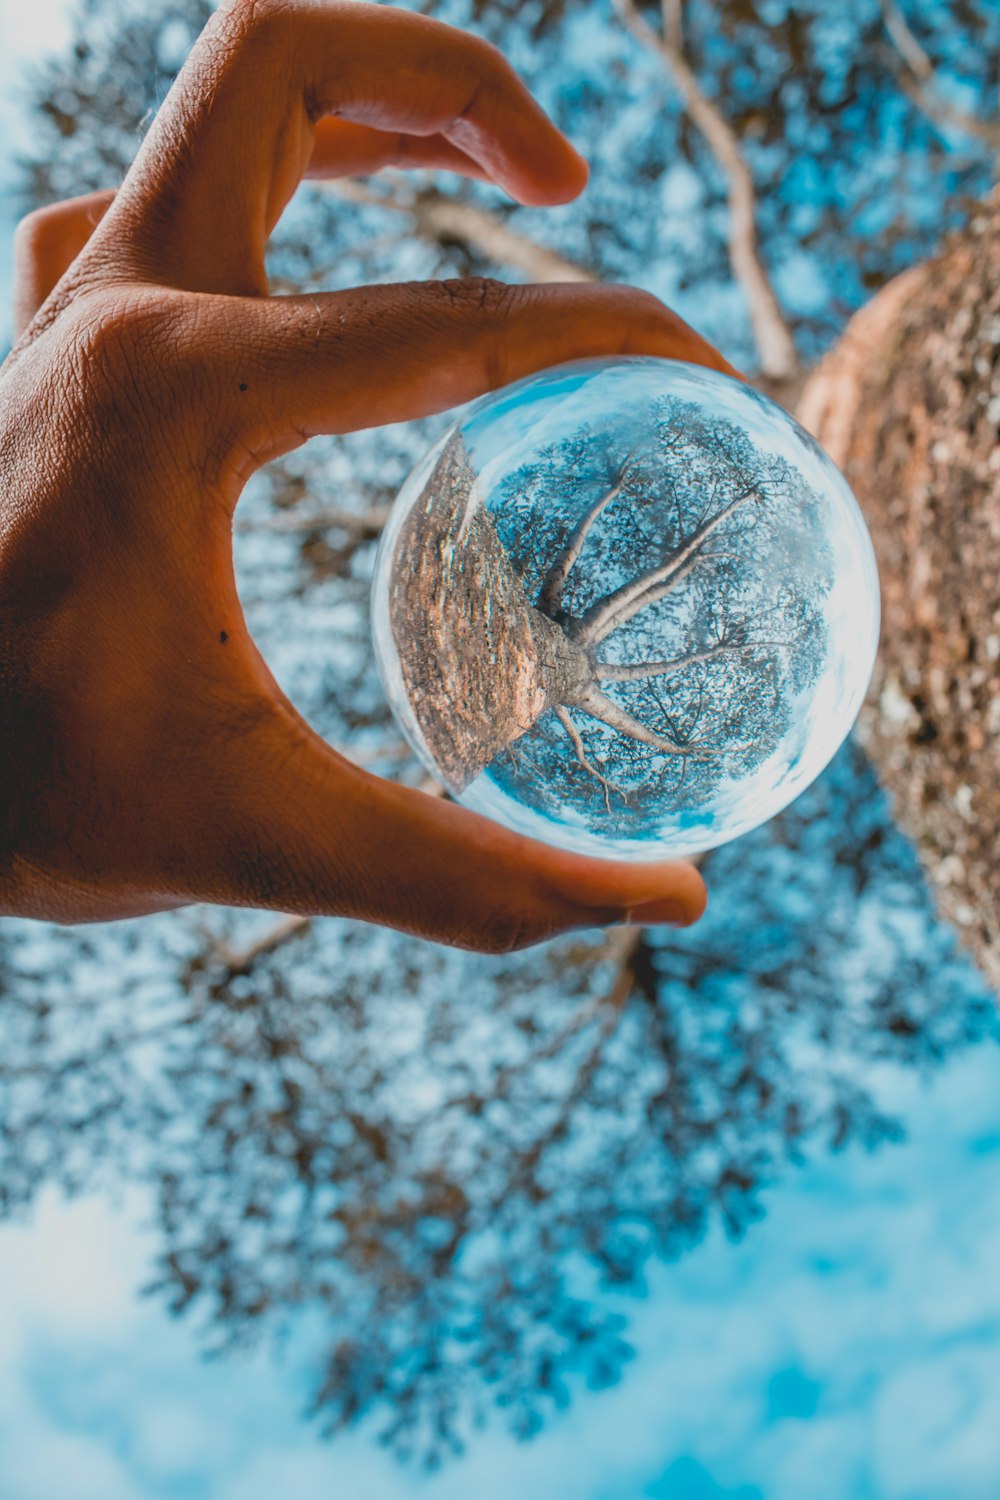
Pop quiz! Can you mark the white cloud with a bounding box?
[2,1426,145,1500]
[0,1190,149,1340]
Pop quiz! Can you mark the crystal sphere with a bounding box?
[372,357,880,860]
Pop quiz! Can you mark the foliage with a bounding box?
[3,0,1000,1470]
[17,0,1000,363]
[487,397,831,831]
[1,745,996,1464]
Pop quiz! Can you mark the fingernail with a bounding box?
[623,898,693,928]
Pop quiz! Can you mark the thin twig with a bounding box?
[555,705,620,813]
[331,179,596,283]
[211,914,313,976]
[492,929,644,1197]
[881,0,933,80]
[442,926,642,1121]
[880,3,1000,152]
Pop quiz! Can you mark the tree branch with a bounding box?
[441,926,641,1121]
[881,0,933,80]
[537,471,631,617]
[555,705,621,812]
[612,0,798,378]
[661,0,683,51]
[880,2,1000,152]
[209,914,312,976]
[331,179,596,284]
[577,486,759,645]
[593,639,792,682]
[236,504,392,536]
[486,929,643,1206]
[573,683,715,756]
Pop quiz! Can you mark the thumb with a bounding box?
[184,704,707,951]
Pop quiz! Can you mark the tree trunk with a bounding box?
[798,187,1000,996]
[387,432,585,790]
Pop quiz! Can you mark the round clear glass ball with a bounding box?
[372,357,880,860]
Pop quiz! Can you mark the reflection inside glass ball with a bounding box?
[372,357,880,860]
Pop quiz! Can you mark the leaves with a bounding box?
[3,0,999,1469]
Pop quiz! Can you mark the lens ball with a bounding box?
[372,357,880,859]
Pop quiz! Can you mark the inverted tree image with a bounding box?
[388,397,833,835]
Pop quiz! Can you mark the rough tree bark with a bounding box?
[798,187,1000,996]
[387,432,573,787]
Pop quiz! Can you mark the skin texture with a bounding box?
[0,0,731,951]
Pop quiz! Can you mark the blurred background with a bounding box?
[1,2,999,1496]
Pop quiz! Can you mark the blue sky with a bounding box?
[0,1043,998,1499]
[1,2,999,1496]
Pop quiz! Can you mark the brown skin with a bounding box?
[0,0,729,951]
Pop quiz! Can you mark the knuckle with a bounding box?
[435,277,520,388]
[227,0,304,47]
[439,276,516,318]
[479,907,535,955]
[615,284,681,340]
[610,282,665,318]
[68,288,196,391]
[242,0,299,22]
[71,288,165,360]
[460,30,508,86]
[51,288,225,462]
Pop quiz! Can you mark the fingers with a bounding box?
[13,190,115,337]
[183,704,707,951]
[9,121,486,339]
[306,118,492,183]
[201,279,739,468]
[87,0,588,297]
[216,277,734,446]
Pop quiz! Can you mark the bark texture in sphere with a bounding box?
[800,187,1000,996]
[387,403,833,834]
[387,431,583,789]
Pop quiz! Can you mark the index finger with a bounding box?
[84,0,589,298]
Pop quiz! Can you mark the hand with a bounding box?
[0,0,724,949]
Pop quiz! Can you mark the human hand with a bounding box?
[0,0,726,948]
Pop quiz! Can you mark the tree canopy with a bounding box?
[3,0,1000,1470]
